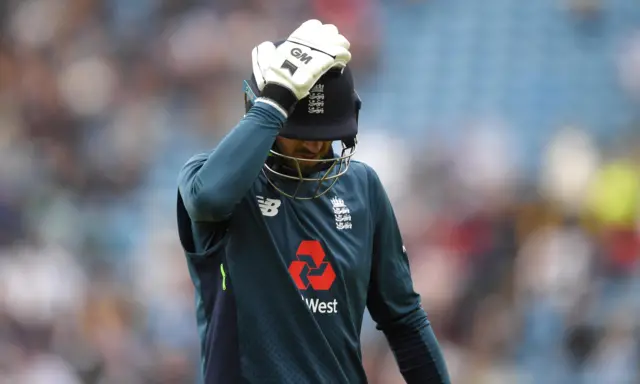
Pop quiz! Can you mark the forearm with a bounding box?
[178,102,285,221]
[383,309,451,384]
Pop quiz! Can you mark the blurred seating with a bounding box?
[0,0,639,382]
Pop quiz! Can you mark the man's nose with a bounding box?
[301,141,323,153]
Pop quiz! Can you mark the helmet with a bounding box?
[244,55,362,200]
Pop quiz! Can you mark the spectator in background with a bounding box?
[0,0,638,382]
[310,0,381,74]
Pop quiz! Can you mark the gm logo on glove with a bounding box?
[291,47,313,64]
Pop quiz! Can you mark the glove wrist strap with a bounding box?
[262,83,298,115]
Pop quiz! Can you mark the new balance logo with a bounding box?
[290,47,313,64]
[257,196,281,217]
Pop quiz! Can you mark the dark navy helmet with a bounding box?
[244,46,362,200]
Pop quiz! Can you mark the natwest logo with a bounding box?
[288,240,338,314]
[288,240,336,290]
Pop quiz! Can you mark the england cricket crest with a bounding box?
[308,84,325,114]
[331,196,352,230]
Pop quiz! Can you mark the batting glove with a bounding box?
[251,19,351,116]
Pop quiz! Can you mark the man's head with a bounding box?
[244,59,361,200]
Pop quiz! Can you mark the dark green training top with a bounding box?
[176,101,451,384]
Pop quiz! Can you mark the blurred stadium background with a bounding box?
[1,0,640,383]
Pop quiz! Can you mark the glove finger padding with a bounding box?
[250,19,352,113]
[320,24,339,36]
[332,33,351,50]
[251,41,276,92]
[287,25,350,68]
[279,41,342,99]
[322,41,351,68]
[287,20,345,57]
[292,19,323,36]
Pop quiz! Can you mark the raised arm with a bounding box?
[177,19,352,222]
[178,103,284,222]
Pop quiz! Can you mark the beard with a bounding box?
[286,157,320,172]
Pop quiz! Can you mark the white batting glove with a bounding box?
[251,20,351,115]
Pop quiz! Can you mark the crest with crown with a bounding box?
[308,84,325,114]
[310,84,324,94]
[330,196,346,208]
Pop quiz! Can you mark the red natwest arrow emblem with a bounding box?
[288,240,336,291]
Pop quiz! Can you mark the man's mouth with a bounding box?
[296,153,318,159]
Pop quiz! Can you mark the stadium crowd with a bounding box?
[0,0,639,383]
